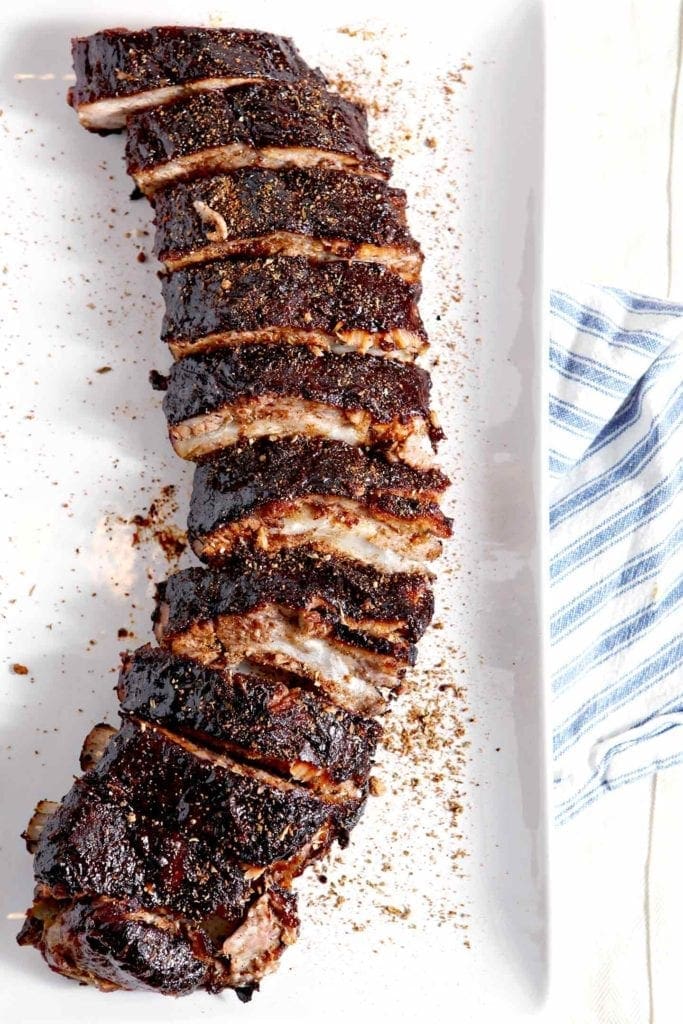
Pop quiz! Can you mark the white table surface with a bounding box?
[549,1,683,1021]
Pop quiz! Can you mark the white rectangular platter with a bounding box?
[0,1,549,1020]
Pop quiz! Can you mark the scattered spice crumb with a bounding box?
[380,905,411,920]
[129,485,188,564]
[337,26,377,40]
[11,663,29,675]
[369,776,386,797]
[95,365,112,374]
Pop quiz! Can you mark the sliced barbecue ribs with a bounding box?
[153,547,433,716]
[187,437,452,574]
[117,645,381,788]
[69,27,321,131]
[126,80,391,194]
[20,25,451,998]
[153,167,423,280]
[158,344,442,464]
[20,714,341,995]
[160,255,426,360]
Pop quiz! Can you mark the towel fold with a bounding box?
[549,285,683,823]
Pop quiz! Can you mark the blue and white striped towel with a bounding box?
[550,285,683,824]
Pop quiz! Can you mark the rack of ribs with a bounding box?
[19,25,452,998]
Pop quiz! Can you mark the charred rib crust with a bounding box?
[32,720,359,916]
[153,167,420,264]
[19,884,299,995]
[20,897,211,994]
[118,646,380,785]
[188,436,452,537]
[154,549,434,646]
[69,27,318,110]
[160,256,424,353]
[57,899,210,993]
[161,344,440,440]
[126,81,391,179]
[32,782,248,920]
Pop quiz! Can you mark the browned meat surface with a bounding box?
[118,645,381,788]
[160,255,426,360]
[28,779,252,925]
[126,80,391,193]
[18,886,298,996]
[155,547,433,646]
[188,437,452,573]
[69,27,319,131]
[18,896,215,993]
[153,549,433,715]
[19,703,340,997]
[30,719,362,918]
[157,344,442,465]
[153,167,422,280]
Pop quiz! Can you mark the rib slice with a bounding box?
[153,167,422,280]
[17,886,298,996]
[160,256,426,361]
[23,800,60,854]
[117,645,381,788]
[158,344,442,466]
[18,896,215,993]
[220,886,298,993]
[29,719,361,920]
[188,437,452,574]
[153,548,434,715]
[126,80,392,193]
[79,722,117,771]
[69,27,319,131]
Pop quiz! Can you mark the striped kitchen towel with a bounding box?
[550,285,683,824]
